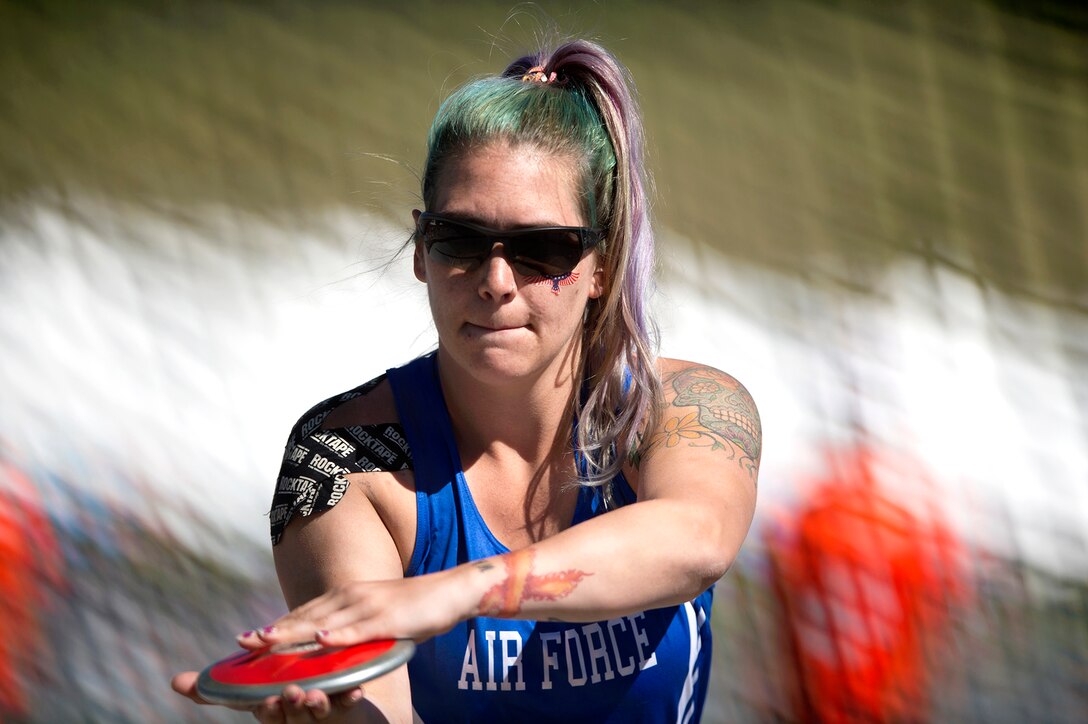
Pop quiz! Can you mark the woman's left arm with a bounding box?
[257,359,758,644]
[463,359,759,622]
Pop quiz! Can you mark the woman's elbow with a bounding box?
[690,547,736,592]
[667,551,732,605]
[683,509,749,591]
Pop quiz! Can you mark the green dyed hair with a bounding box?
[422,76,616,228]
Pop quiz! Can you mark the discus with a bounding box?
[196,638,415,705]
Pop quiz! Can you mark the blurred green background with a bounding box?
[1,1,1086,721]
[4,0,1085,296]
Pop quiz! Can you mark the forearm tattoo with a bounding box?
[477,549,591,618]
[649,366,762,482]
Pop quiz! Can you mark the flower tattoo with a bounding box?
[647,366,762,481]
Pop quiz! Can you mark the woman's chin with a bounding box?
[440,344,543,385]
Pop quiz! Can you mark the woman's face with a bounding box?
[414,142,604,387]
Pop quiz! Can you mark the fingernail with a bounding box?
[236,630,255,640]
[305,699,321,709]
[261,625,276,635]
[316,629,330,639]
[286,691,302,704]
[347,689,365,704]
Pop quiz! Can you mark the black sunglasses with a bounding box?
[415,212,604,278]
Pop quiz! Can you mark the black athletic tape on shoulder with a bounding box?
[268,375,413,545]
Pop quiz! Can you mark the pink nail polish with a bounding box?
[316,629,330,638]
[261,625,276,635]
[236,630,254,640]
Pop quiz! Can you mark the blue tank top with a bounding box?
[387,353,714,724]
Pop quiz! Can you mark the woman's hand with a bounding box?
[170,670,366,721]
[177,570,472,722]
[240,568,474,650]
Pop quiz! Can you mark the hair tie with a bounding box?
[521,65,564,85]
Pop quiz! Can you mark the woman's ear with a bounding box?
[588,261,606,299]
[413,244,427,283]
[412,210,426,283]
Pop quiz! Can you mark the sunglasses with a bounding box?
[415,212,604,278]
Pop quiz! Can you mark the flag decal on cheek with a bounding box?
[525,271,580,295]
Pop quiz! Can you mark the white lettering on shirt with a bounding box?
[484,631,498,691]
[458,629,482,691]
[607,617,637,676]
[540,631,562,691]
[630,612,658,671]
[581,622,615,683]
[455,610,668,692]
[564,628,588,687]
[499,631,526,691]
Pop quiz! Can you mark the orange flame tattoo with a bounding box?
[477,549,591,617]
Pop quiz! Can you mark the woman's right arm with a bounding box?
[263,476,415,724]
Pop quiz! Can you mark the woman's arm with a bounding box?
[461,360,758,622]
[172,477,417,724]
[259,359,758,645]
[266,478,417,724]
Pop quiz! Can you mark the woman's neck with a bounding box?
[435,345,581,465]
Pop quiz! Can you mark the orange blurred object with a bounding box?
[0,461,63,716]
[768,448,967,723]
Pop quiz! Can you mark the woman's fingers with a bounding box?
[311,618,387,647]
[173,670,268,715]
[249,687,343,724]
[241,574,460,650]
[253,696,284,723]
[288,585,365,623]
[170,671,208,705]
[331,687,366,710]
[302,689,334,719]
[280,685,316,723]
[171,670,249,710]
[243,589,356,644]
[250,585,386,646]
[172,666,355,721]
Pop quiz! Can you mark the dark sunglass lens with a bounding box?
[428,240,496,270]
[511,230,583,277]
[422,219,491,268]
[419,217,591,276]
[420,218,459,241]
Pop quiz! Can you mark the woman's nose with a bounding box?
[477,243,517,301]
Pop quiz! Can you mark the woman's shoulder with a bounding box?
[271,373,412,546]
[656,357,754,401]
[286,374,399,441]
[282,372,411,476]
[649,357,761,473]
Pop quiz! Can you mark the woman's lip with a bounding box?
[465,322,526,332]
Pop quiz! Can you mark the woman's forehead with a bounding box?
[430,144,586,228]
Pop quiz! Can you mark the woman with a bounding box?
[174,39,759,723]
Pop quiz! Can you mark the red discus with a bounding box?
[196,639,415,705]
